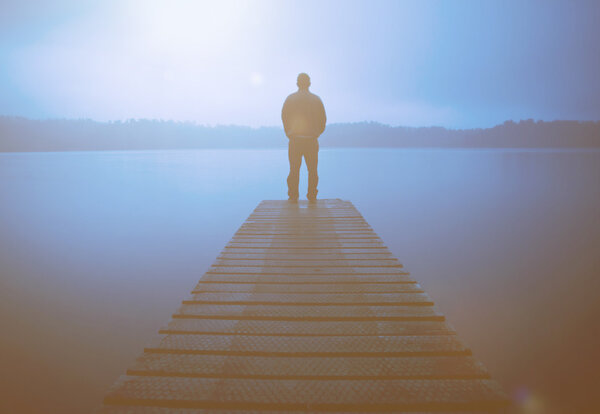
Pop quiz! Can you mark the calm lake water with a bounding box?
[1,148,599,413]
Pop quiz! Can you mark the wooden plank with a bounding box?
[174,304,442,321]
[223,247,391,253]
[239,225,373,230]
[212,259,402,267]
[206,266,407,275]
[237,230,375,234]
[233,235,378,240]
[249,213,362,218]
[159,319,453,336]
[231,238,378,242]
[184,292,433,306]
[227,241,385,247]
[245,218,367,223]
[217,252,395,260]
[100,407,497,414]
[127,354,488,380]
[238,228,374,232]
[237,230,374,234]
[191,282,422,294]
[244,222,367,225]
[144,334,471,356]
[232,234,380,239]
[104,376,507,411]
[196,274,415,284]
[245,222,367,225]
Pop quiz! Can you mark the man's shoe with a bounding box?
[307,195,317,203]
[288,197,298,203]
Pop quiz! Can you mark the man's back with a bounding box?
[281,90,326,139]
[282,72,325,202]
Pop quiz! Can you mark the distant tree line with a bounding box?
[0,117,598,152]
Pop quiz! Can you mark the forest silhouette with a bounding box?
[1,116,598,152]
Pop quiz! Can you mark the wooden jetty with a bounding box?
[101,199,508,413]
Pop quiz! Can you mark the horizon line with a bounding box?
[2,115,599,132]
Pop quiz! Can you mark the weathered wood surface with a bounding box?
[101,199,508,413]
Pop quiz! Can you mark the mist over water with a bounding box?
[1,148,599,413]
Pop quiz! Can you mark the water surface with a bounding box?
[1,148,599,413]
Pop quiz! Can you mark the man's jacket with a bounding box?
[281,90,326,139]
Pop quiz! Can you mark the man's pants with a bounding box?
[287,138,319,199]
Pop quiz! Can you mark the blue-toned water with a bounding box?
[1,148,599,413]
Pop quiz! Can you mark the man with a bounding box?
[281,73,326,202]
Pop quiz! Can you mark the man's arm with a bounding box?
[281,96,292,139]
[316,97,326,137]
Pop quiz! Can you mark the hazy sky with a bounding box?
[1,0,599,128]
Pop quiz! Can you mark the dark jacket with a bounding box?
[281,90,326,139]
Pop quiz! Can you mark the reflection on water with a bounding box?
[0,148,599,413]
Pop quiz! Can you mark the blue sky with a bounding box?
[0,0,598,128]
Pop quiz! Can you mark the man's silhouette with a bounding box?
[281,73,326,202]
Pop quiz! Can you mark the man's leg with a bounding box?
[287,140,302,200]
[304,139,319,200]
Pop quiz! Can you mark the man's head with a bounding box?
[297,73,311,90]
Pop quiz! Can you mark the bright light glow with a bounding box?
[125,0,248,59]
[250,72,264,87]
[514,386,545,414]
